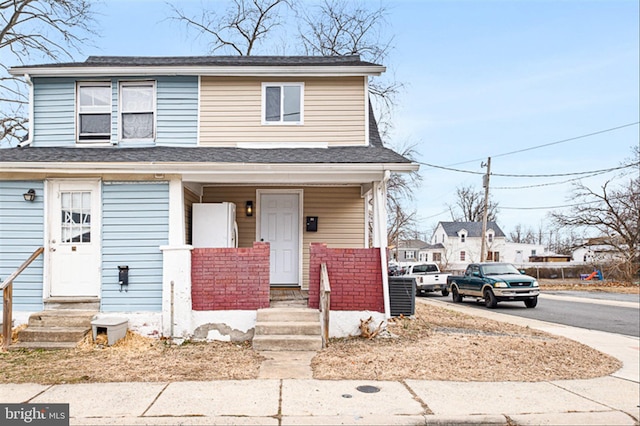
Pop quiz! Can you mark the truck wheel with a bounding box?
[484,288,498,309]
[524,297,538,308]
[452,287,462,303]
[441,288,449,297]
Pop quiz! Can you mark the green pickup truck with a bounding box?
[446,263,539,308]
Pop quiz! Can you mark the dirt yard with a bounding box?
[0,298,622,384]
[539,278,639,294]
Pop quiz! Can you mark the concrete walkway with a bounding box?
[1,297,638,425]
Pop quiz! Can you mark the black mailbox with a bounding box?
[306,216,318,232]
[118,266,129,292]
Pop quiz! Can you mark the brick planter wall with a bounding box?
[191,242,270,310]
[308,243,384,312]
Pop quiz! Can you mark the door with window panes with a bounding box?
[48,180,101,297]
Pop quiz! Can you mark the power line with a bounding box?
[446,122,640,167]
[500,201,599,210]
[418,160,638,178]
[492,171,608,189]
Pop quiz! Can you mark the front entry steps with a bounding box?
[13,306,97,350]
[253,307,322,351]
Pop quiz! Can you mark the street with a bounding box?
[429,291,640,337]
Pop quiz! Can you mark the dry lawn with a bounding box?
[312,302,621,382]
[0,332,263,384]
[0,300,622,384]
[539,278,639,294]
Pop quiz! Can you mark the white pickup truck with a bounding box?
[401,263,451,297]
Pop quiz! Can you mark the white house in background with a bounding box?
[425,221,546,272]
[393,239,429,263]
[572,237,624,263]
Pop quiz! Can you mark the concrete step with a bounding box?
[256,308,320,322]
[10,341,78,350]
[255,321,321,336]
[252,335,322,351]
[18,326,89,343]
[27,310,96,328]
[44,297,100,311]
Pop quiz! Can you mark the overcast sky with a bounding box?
[25,0,640,239]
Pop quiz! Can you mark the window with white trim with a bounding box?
[120,81,155,140]
[487,232,494,243]
[405,251,415,260]
[262,83,303,124]
[77,82,111,142]
[460,251,466,261]
[460,233,466,243]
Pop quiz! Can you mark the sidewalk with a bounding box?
[0,299,638,425]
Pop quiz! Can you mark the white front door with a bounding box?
[48,180,101,297]
[259,192,300,287]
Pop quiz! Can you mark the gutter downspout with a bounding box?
[17,73,33,147]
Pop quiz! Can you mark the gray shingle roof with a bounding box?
[0,145,411,164]
[15,55,381,70]
[438,221,505,238]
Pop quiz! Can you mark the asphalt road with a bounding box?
[429,292,640,337]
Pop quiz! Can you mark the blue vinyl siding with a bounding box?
[31,76,198,147]
[32,77,76,147]
[0,181,45,311]
[101,182,169,311]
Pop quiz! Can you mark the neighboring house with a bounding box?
[0,55,417,339]
[393,239,428,263]
[426,221,545,271]
[572,237,624,263]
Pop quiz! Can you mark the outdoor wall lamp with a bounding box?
[23,189,36,202]
[245,201,253,217]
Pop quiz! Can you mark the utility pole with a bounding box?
[480,157,491,262]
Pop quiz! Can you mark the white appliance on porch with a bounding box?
[192,202,238,248]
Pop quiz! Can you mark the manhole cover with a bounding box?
[341,394,352,398]
[356,385,380,393]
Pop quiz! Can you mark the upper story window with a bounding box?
[120,81,155,140]
[460,251,466,261]
[77,82,111,142]
[262,83,303,124]
[487,232,494,243]
[460,233,466,243]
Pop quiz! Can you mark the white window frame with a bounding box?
[460,251,466,261]
[261,82,304,125]
[76,82,112,143]
[119,81,156,141]
[487,232,494,243]
[405,251,415,260]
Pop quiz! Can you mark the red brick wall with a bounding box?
[308,243,384,312]
[191,242,270,310]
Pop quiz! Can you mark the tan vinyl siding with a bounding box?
[301,187,365,289]
[200,186,365,289]
[199,77,366,146]
[184,187,200,245]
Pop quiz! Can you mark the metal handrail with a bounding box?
[319,263,331,348]
[2,247,44,349]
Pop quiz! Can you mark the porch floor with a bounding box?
[269,288,309,308]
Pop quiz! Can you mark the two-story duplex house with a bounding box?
[0,56,417,344]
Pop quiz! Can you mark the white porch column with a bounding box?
[372,172,391,318]
[160,178,192,338]
[160,245,193,338]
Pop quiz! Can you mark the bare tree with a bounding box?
[551,150,639,281]
[509,224,537,244]
[448,184,499,222]
[296,0,401,137]
[0,0,96,146]
[167,0,291,55]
